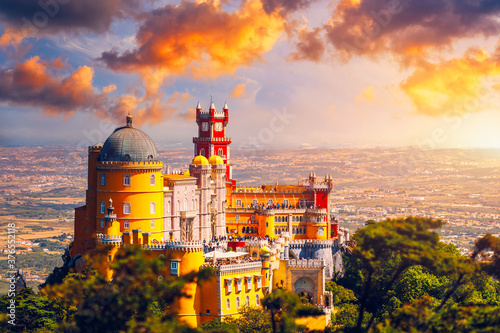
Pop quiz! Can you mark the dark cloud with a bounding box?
[0,0,142,35]
[289,27,325,62]
[325,0,500,61]
[261,0,318,16]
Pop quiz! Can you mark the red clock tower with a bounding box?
[193,100,232,180]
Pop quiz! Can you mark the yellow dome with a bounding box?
[259,245,271,255]
[192,155,209,165]
[183,170,190,176]
[208,155,224,165]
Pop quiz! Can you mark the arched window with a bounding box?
[318,227,324,236]
[100,220,104,228]
[299,216,303,222]
[195,199,198,209]
[192,199,195,210]
[267,199,273,206]
[236,199,242,207]
[100,202,105,214]
[200,148,205,156]
[218,148,223,156]
[256,294,260,305]
[150,202,156,215]
[150,174,155,186]
[123,203,131,214]
[124,220,130,229]
[184,198,187,211]
[246,295,250,306]
[252,199,258,207]
[151,220,155,229]
[226,298,231,310]
[100,174,105,186]
[177,200,180,211]
[283,199,289,206]
[123,174,130,186]
[166,201,171,213]
[236,296,240,309]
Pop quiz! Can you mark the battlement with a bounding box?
[192,137,231,143]
[233,187,307,194]
[286,258,325,268]
[142,241,204,252]
[96,233,122,245]
[289,239,335,247]
[88,143,103,151]
[299,179,332,189]
[96,233,204,251]
[197,110,226,118]
[204,261,263,273]
[96,161,163,170]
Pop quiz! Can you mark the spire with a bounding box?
[210,94,215,110]
[126,111,133,128]
[223,101,228,110]
[196,101,201,109]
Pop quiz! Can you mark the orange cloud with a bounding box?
[101,0,285,78]
[231,83,247,98]
[0,56,107,118]
[400,47,500,117]
[0,56,191,126]
[0,28,26,48]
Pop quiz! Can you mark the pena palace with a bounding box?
[70,100,350,330]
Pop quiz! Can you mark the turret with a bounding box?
[209,100,215,118]
[223,102,228,125]
[195,102,202,124]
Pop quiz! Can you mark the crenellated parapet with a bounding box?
[290,239,335,247]
[142,241,204,252]
[96,233,123,246]
[96,160,163,172]
[286,258,325,269]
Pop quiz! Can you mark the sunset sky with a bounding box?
[0,0,499,149]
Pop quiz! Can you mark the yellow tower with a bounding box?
[95,114,164,245]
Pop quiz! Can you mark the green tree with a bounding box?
[0,288,59,332]
[261,288,323,333]
[336,216,500,333]
[326,281,358,329]
[224,306,272,333]
[43,245,213,333]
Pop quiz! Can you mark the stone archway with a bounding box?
[294,277,315,303]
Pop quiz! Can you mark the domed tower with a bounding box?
[74,114,164,254]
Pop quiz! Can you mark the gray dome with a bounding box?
[98,115,159,162]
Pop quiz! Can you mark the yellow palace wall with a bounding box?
[96,162,164,242]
